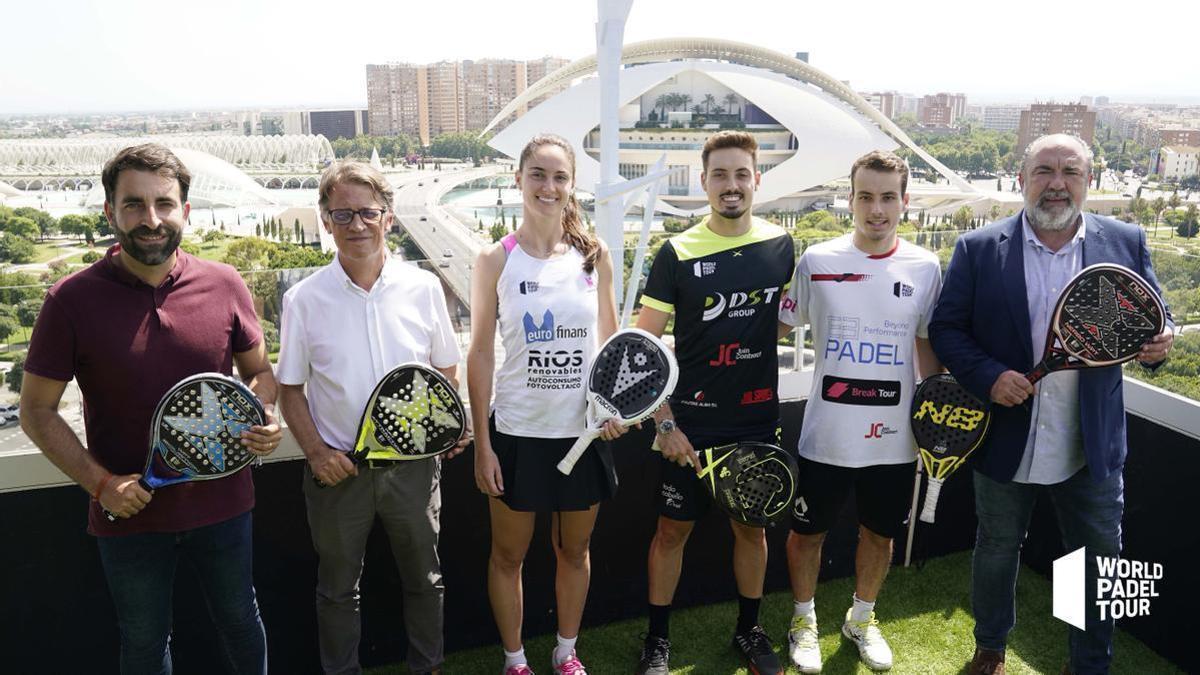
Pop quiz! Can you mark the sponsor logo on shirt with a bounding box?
[526,349,585,391]
[812,273,871,283]
[701,286,780,321]
[519,281,540,295]
[864,422,900,439]
[821,375,902,406]
[708,342,764,367]
[739,387,774,405]
[893,281,914,298]
[523,310,588,343]
[679,390,718,408]
[693,261,717,278]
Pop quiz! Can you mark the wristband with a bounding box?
[92,472,116,501]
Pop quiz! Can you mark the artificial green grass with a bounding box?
[366,552,1181,674]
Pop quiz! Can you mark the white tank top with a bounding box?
[493,233,599,438]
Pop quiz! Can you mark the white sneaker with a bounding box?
[787,614,822,673]
[841,608,893,671]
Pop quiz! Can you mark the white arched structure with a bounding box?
[0,134,334,175]
[486,38,976,215]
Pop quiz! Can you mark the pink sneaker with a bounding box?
[503,665,534,675]
[553,653,587,675]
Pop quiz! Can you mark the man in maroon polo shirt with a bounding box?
[20,143,282,675]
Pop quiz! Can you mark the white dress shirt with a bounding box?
[277,256,460,451]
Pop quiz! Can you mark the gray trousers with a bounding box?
[303,459,444,674]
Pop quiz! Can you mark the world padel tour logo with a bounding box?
[1053,547,1163,628]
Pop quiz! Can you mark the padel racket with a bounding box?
[695,442,798,528]
[314,363,466,486]
[104,373,265,522]
[911,374,990,523]
[556,328,678,475]
[1025,263,1166,384]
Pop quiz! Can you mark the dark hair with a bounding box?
[102,143,192,204]
[701,130,758,170]
[517,133,599,273]
[850,150,909,196]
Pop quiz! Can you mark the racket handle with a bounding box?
[1025,364,1049,385]
[557,430,601,475]
[919,477,944,524]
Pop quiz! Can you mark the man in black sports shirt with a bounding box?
[633,130,794,675]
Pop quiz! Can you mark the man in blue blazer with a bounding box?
[929,134,1173,675]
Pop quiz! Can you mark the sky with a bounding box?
[2,0,1198,115]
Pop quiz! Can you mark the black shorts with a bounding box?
[656,427,780,522]
[489,416,617,512]
[789,456,917,539]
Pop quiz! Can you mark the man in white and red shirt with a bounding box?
[777,150,942,673]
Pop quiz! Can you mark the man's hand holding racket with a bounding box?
[240,403,282,456]
[989,370,1035,407]
[309,443,360,487]
[98,473,153,520]
[1137,328,1173,365]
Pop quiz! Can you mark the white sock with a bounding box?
[503,647,526,669]
[553,634,577,665]
[850,594,875,623]
[793,598,816,619]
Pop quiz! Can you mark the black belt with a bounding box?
[361,458,401,469]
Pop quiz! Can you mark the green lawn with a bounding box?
[185,237,237,263]
[30,239,80,263]
[366,552,1180,674]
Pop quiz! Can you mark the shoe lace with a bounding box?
[555,655,586,675]
[640,635,670,667]
[789,615,819,648]
[740,626,775,657]
[850,613,886,647]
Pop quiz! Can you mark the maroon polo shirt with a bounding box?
[25,245,264,536]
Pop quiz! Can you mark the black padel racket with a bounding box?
[352,363,465,460]
[696,442,798,528]
[557,328,678,475]
[105,373,265,522]
[911,374,990,524]
[1025,263,1166,384]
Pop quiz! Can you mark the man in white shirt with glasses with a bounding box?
[278,161,468,675]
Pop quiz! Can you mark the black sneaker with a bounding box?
[732,625,782,675]
[635,633,670,675]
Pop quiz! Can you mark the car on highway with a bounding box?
[419,216,427,221]
[443,248,453,257]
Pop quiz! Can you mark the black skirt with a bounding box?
[488,416,618,512]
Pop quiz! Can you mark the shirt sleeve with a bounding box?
[275,288,310,386]
[229,270,264,353]
[639,241,677,314]
[426,277,461,370]
[916,258,943,339]
[23,292,76,382]
[779,254,810,327]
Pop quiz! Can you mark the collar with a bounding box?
[103,244,186,288]
[1021,211,1086,252]
[332,253,398,291]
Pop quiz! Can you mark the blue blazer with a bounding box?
[928,212,1170,483]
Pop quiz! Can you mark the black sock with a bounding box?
[736,594,761,634]
[648,603,671,639]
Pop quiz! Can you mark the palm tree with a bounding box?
[711,105,725,115]
[723,93,740,117]
[1151,196,1167,234]
[703,94,716,114]
[678,94,693,112]
[691,105,703,115]
[655,93,669,120]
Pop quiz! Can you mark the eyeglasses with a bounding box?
[326,207,386,226]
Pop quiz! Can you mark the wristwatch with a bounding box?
[656,419,677,436]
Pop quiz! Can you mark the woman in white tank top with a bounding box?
[467,134,628,675]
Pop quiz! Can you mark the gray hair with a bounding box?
[1022,133,1094,175]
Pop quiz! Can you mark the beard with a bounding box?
[714,191,749,219]
[114,224,183,266]
[1026,189,1081,232]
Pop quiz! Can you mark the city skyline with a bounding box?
[2,0,1199,115]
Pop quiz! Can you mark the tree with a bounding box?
[489,221,508,242]
[702,93,716,114]
[1178,204,1200,238]
[58,213,93,242]
[5,355,24,394]
[255,223,262,238]
[723,93,739,116]
[3,216,39,241]
[12,207,54,241]
[0,233,36,263]
[0,314,17,344]
[951,206,975,230]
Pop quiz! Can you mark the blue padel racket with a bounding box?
[104,373,265,521]
[314,363,466,486]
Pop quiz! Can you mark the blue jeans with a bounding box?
[972,468,1123,675]
[96,511,268,675]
